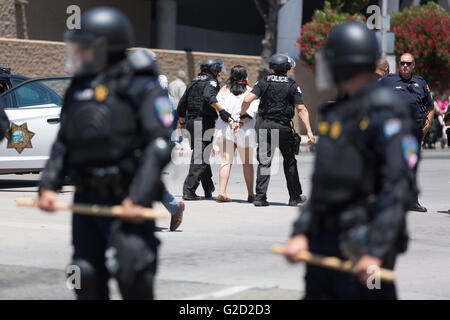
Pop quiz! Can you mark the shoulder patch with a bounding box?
[401,134,419,168]
[297,86,302,94]
[154,96,174,127]
[210,80,217,88]
[383,118,402,138]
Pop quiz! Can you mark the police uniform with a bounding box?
[287,21,418,300]
[251,74,304,204]
[374,73,383,82]
[177,72,219,199]
[380,72,434,142]
[39,8,173,300]
[381,72,434,211]
[292,82,418,299]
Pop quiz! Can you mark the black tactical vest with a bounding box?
[62,76,141,169]
[312,101,373,213]
[186,73,218,119]
[259,75,296,125]
[311,85,415,215]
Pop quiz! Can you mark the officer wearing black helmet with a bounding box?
[177,58,231,200]
[37,7,173,299]
[241,53,315,207]
[283,22,418,299]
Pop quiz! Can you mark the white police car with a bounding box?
[0,74,71,174]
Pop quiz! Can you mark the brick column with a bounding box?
[0,0,17,38]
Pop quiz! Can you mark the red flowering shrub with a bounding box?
[391,2,450,93]
[297,1,365,70]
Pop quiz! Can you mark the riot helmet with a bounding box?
[200,58,226,75]
[64,6,135,75]
[269,53,296,74]
[315,21,380,90]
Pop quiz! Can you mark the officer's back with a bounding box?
[179,59,223,121]
[255,58,298,125]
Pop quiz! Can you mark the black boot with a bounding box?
[409,202,427,212]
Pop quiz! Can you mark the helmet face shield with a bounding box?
[280,54,296,69]
[219,62,227,74]
[64,38,108,76]
[315,49,335,91]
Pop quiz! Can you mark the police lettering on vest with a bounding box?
[251,74,303,125]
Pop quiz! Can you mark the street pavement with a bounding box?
[0,147,449,300]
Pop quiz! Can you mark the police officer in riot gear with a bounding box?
[241,53,315,207]
[177,58,231,200]
[283,22,418,299]
[37,7,173,300]
[381,53,434,212]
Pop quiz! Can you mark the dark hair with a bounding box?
[226,65,248,96]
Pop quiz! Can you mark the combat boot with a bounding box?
[288,194,308,206]
[254,199,269,207]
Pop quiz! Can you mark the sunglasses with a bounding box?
[400,61,413,66]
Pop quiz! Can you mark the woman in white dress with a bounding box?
[214,65,259,202]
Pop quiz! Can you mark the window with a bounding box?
[16,83,51,106]
[0,77,71,109]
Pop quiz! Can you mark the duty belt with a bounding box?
[319,215,341,232]
[262,117,291,127]
[72,166,133,198]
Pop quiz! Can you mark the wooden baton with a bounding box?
[271,244,395,283]
[16,199,169,220]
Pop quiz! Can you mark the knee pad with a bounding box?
[107,221,157,282]
[70,259,96,283]
[69,259,109,300]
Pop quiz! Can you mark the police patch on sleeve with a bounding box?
[210,81,217,88]
[297,86,302,94]
[383,118,402,139]
[154,96,174,127]
[401,134,419,169]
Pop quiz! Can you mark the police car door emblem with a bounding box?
[5,122,35,154]
[94,84,109,102]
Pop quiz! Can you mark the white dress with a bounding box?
[214,88,259,148]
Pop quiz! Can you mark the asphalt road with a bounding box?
[0,148,449,300]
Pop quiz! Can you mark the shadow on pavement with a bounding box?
[0,180,40,189]
[155,226,182,233]
[0,180,72,193]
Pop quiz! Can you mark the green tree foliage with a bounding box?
[297,1,365,69]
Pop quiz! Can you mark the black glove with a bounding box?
[219,110,232,123]
[239,113,253,120]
